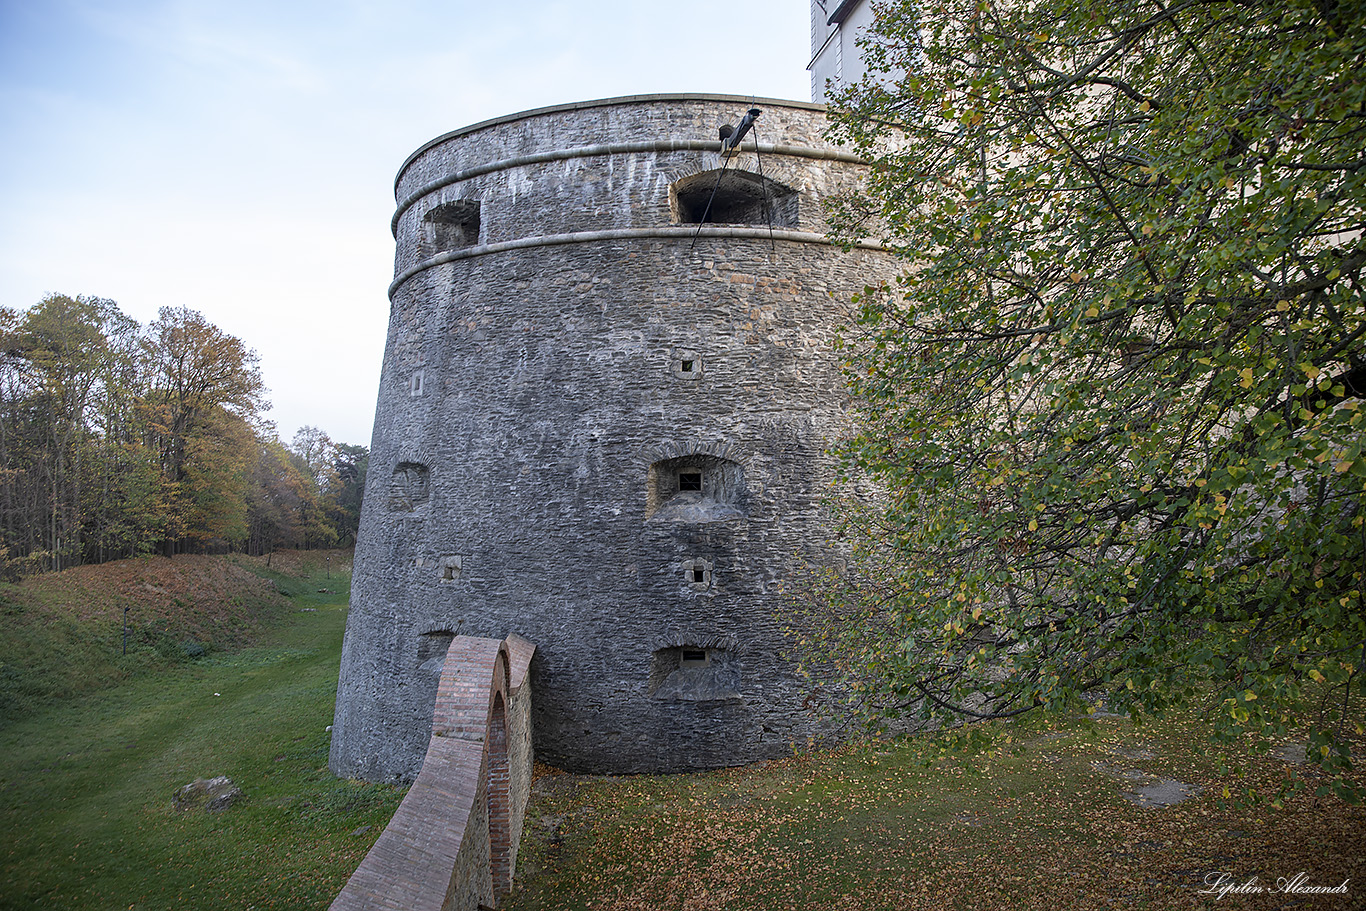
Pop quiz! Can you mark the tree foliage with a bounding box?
[818,0,1365,795]
[0,295,368,574]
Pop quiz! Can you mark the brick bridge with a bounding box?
[331,634,536,911]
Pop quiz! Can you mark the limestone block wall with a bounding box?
[331,93,898,778]
[330,634,534,911]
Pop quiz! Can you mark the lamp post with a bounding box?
[122,605,129,656]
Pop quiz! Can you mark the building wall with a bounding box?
[810,0,882,102]
[330,94,897,779]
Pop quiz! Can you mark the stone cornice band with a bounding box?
[387,226,886,300]
[391,140,868,236]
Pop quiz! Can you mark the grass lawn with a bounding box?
[506,711,1364,911]
[2,555,1361,910]
[0,561,402,911]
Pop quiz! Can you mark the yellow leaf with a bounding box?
[1029,519,1039,531]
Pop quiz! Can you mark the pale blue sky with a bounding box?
[0,0,814,445]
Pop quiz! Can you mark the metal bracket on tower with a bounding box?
[719,108,762,155]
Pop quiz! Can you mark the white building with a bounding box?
[809,0,880,103]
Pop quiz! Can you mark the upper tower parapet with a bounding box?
[387,94,871,283]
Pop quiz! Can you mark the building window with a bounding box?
[672,351,704,380]
[416,630,455,673]
[649,645,740,702]
[680,648,709,667]
[678,470,702,492]
[440,555,462,581]
[410,369,426,397]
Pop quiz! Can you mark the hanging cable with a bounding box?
[750,116,777,255]
[690,107,763,250]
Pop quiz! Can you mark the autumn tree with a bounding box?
[286,425,340,549]
[78,301,163,563]
[245,433,309,556]
[141,306,267,553]
[0,296,152,570]
[1,296,361,572]
[818,0,1365,796]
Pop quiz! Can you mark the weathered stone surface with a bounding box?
[330,94,900,779]
[1091,760,1201,808]
[173,776,244,812]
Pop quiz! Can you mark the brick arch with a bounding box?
[487,690,511,898]
[331,634,535,911]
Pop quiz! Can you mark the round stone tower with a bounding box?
[330,94,896,779]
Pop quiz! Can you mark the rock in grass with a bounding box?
[173,776,244,812]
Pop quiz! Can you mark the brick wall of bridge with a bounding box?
[331,634,535,911]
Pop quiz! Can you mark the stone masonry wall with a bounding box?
[331,94,899,778]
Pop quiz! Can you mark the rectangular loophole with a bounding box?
[679,470,702,492]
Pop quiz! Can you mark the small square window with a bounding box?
[681,648,708,666]
[440,555,462,581]
[671,351,703,380]
[684,558,713,589]
[679,471,702,492]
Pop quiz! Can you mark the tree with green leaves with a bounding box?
[141,306,267,554]
[326,442,368,547]
[817,0,1365,798]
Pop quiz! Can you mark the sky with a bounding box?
[0,0,814,447]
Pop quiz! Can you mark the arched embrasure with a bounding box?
[671,170,798,227]
[423,199,481,253]
[646,454,746,522]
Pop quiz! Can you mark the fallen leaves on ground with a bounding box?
[508,719,1364,911]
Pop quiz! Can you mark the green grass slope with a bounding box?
[0,552,317,726]
[0,553,402,911]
